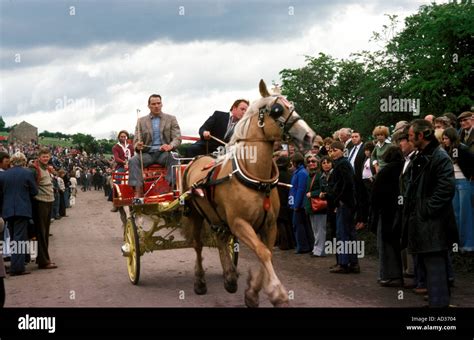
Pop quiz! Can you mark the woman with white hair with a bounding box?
[0,152,38,276]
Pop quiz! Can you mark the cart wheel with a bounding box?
[124,217,141,285]
[229,237,239,267]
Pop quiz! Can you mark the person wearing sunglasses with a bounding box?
[304,155,327,257]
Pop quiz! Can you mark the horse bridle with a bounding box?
[237,95,301,144]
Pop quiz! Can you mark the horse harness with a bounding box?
[185,152,279,235]
[186,96,295,234]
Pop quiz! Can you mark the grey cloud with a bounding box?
[1,0,356,49]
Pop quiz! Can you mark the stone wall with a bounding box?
[8,121,38,144]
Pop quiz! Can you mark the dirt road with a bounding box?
[4,190,474,307]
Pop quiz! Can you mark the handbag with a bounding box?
[309,174,327,213]
[311,197,327,212]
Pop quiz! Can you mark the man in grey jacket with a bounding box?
[128,94,182,200]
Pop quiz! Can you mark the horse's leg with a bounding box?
[231,217,289,307]
[259,221,289,307]
[245,265,264,307]
[216,233,239,293]
[189,208,207,295]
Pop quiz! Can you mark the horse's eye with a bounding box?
[269,103,284,119]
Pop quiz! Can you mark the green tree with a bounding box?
[71,133,98,154]
[279,3,473,139]
[387,2,474,115]
[280,53,340,137]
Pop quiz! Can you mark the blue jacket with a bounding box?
[0,166,38,219]
[289,165,308,209]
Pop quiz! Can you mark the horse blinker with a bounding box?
[269,103,284,119]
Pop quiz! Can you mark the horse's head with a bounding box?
[253,79,315,151]
[228,80,315,153]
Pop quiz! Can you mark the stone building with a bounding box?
[8,121,38,144]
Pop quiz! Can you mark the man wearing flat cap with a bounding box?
[458,111,473,152]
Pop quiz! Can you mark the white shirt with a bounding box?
[362,158,373,179]
[403,150,417,174]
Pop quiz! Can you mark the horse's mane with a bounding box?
[217,97,267,164]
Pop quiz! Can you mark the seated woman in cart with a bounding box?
[110,130,134,212]
[127,94,182,203]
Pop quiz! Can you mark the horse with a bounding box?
[182,79,316,307]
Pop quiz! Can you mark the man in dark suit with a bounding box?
[128,94,182,198]
[185,99,249,157]
[347,131,367,229]
[0,152,38,275]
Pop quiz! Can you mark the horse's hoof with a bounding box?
[244,292,259,308]
[194,281,207,295]
[224,280,238,294]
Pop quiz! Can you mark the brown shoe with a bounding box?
[39,263,58,269]
[413,287,428,295]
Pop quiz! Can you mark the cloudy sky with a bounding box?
[0,0,436,139]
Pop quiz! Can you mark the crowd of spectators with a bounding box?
[274,110,473,307]
[0,110,472,308]
[0,141,116,306]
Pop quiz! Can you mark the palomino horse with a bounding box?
[183,80,315,307]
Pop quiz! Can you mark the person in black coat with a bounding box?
[403,120,459,307]
[0,152,38,275]
[324,141,359,274]
[370,146,404,287]
[185,99,249,157]
[275,156,295,250]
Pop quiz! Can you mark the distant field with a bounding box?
[39,137,74,147]
[0,132,74,147]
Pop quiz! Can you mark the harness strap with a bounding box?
[236,138,280,143]
[231,156,279,193]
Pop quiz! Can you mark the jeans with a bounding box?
[452,179,474,252]
[335,203,358,266]
[419,251,450,307]
[292,209,311,253]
